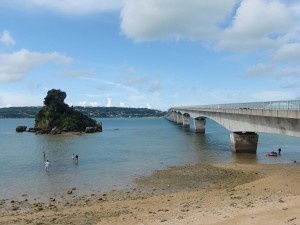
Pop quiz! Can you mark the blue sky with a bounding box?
[0,0,300,110]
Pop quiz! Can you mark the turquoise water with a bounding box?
[1,117,300,201]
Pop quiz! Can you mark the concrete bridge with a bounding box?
[165,100,300,154]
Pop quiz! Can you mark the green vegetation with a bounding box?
[0,106,40,118]
[34,89,99,132]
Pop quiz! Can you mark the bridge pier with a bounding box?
[183,114,190,128]
[230,132,259,154]
[194,117,206,133]
[177,113,183,125]
[170,111,177,123]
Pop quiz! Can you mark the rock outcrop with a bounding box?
[16,126,27,132]
[85,122,102,133]
[33,89,102,134]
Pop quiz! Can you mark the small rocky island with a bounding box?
[25,89,102,134]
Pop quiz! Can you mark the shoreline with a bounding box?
[0,162,300,224]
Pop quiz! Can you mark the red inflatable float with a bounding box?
[266,151,278,157]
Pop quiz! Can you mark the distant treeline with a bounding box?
[0,106,166,118]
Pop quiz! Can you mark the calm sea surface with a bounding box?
[1,117,300,201]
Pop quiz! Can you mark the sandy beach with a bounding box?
[0,162,300,225]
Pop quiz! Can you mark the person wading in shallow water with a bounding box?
[75,154,79,164]
[45,160,50,171]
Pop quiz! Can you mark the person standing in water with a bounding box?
[45,160,50,171]
[75,154,79,164]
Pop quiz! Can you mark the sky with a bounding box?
[0,0,300,111]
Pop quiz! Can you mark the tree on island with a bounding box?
[34,89,102,133]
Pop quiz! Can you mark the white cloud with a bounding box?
[79,101,99,107]
[106,97,113,107]
[219,0,291,51]
[0,30,15,46]
[146,103,152,109]
[119,102,127,107]
[273,43,300,62]
[89,102,99,107]
[245,64,274,77]
[244,64,300,90]
[120,0,236,41]
[279,30,300,44]
[120,0,298,55]
[79,101,88,107]
[0,49,72,83]
[280,83,300,89]
[276,67,300,78]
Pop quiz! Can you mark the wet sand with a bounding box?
[0,162,300,225]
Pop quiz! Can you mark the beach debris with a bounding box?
[287,217,296,222]
[181,208,189,212]
[10,206,18,211]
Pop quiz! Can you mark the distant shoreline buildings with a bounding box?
[0,106,166,118]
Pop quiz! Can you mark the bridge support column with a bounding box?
[230,132,259,154]
[177,113,183,125]
[183,114,190,128]
[194,117,206,133]
[170,112,177,123]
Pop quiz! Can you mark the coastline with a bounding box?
[0,162,300,225]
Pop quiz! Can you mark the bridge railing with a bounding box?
[173,100,300,110]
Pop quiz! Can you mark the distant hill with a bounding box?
[0,106,166,118]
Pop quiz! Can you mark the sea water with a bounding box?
[0,117,300,201]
